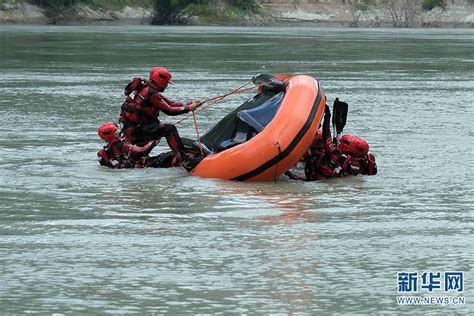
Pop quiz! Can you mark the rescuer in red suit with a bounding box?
[287,104,377,181]
[97,122,177,169]
[119,67,203,171]
[308,104,377,180]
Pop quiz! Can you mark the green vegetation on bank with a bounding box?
[152,0,257,24]
[24,0,258,24]
[421,0,473,11]
[422,0,445,11]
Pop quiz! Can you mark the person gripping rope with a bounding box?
[119,67,203,171]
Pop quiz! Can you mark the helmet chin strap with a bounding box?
[150,79,167,92]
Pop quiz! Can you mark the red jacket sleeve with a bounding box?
[149,93,190,116]
[121,141,155,158]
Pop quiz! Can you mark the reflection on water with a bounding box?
[0,26,472,314]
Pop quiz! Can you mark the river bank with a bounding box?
[0,0,473,27]
[265,2,473,28]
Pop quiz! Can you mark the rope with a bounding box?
[204,80,253,104]
[273,142,281,183]
[198,85,258,112]
[192,110,204,156]
[175,79,276,154]
[174,80,254,125]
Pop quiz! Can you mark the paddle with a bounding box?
[332,98,348,144]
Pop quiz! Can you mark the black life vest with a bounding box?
[97,140,132,169]
[120,77,156,125]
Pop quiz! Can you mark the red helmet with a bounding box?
[149,67,173,88]
[311,129,324,150]
[338,134,369,157]
[98,122,118,142]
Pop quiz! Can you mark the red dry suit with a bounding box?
[304,105,377,181]
[97,138,155,169]
[119,77,194,162]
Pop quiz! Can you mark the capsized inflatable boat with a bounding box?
[189,74,326,181]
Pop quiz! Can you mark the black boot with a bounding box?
[182,155,204,172]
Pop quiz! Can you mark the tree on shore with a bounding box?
[152,0,201,24]
[380,0,421,27]
[151,0,258,24]
[30,0,78,24]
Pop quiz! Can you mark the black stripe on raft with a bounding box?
[231,80,323,181]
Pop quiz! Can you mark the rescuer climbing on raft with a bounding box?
[118,66,204,172]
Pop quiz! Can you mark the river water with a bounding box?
[0,26,472,314]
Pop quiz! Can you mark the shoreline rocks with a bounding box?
[0,1,472,27]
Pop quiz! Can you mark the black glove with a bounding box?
[337,154,347,165]
[324,104,331,118]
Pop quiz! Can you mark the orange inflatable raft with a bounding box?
[190,74,326,181]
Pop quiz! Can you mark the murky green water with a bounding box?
[0,26,472,314]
